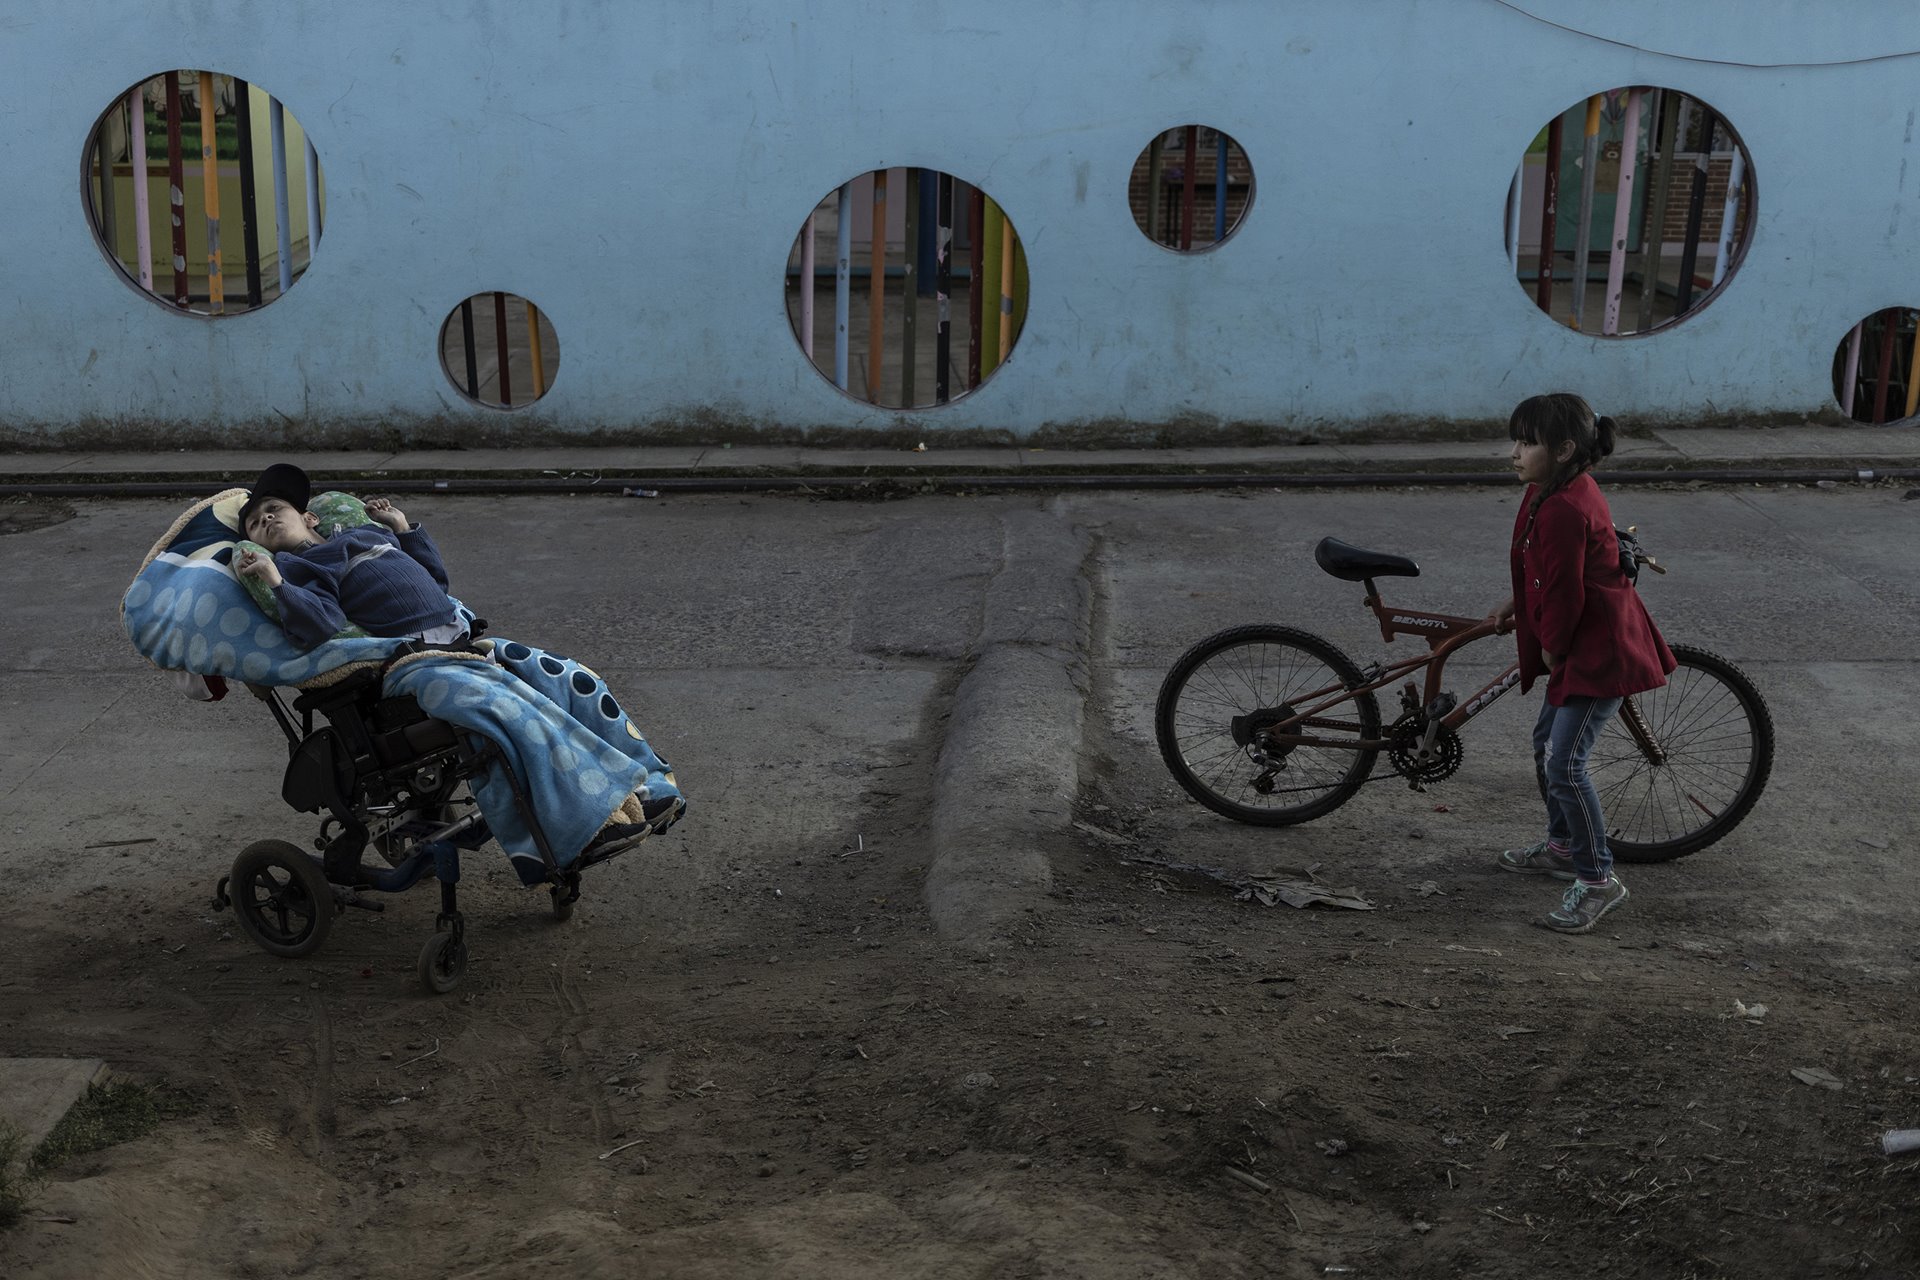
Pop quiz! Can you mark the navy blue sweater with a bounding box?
[271,524,459,650]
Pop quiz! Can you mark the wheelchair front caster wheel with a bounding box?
[229,839,334,959]
[417,932,467,994]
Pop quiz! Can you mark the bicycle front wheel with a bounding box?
[1154,625,1381,826]
[1581,645,1774,861]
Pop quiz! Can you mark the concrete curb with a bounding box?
[7,438,1920,498]
[7,462,1919,501]
[924,504,1091,944]
[0,1057,107,1169]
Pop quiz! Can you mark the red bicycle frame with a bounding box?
[1271,582,1665,762]
[1269,596,1515,752]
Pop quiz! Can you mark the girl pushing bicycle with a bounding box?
[1490,393,1675,933]
[1157,409,1770,879]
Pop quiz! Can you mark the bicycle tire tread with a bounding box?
[1154,624,1381,826]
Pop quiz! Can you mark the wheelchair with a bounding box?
[210,641,631,994]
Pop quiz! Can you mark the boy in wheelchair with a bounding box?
[231,463,680,854]
[124,466,686,989]
[234,462,468,651]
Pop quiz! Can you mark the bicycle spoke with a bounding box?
[1585,651,1768,856]
[1609,768,1658,841]
[1593,762,1653,810]
[1187,663,1253,713]
[1659,768,1694,841]
[1657,678,1734,748]
[1177,740,1246,773]
[1671,766,1716,820]
[1157,627,1405,828]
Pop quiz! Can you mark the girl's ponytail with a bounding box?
[1510,393,1614,502]
[1591,414,1618,463]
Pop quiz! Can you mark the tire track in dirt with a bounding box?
[547,954,614,1146]
[157,985,293,1159]
[302,992,337,1156]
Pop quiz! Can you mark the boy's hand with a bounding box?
[1486,597,1516,635]
[365,497,408,531]
[235,548,283,589]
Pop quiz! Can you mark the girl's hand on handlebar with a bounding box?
[1487,597,1516,635]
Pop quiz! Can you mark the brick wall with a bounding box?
[1654,153,1749,245]
[1125,133,1256,246]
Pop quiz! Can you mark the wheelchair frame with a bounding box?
[211,653,626,992]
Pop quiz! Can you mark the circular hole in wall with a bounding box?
[438,293,562,409]
[1505,88,1753,336]
[785,169,1028,409]
[1127,126,1254,251]
[1830,308,1919,423]
[82,71,327,315]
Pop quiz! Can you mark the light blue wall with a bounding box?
[2,0,1916,441]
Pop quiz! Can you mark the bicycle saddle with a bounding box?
[1314,537,1420,582]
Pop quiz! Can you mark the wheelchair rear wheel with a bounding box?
[229,839,334,958]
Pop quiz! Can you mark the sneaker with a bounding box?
[1544,876,1628,934]
[583,820,652,859]
[1497,839,1576,880]
[641,795,685,833]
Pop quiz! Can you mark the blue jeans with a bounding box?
[1533,694,1623,883]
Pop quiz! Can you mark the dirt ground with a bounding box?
[3,488,1919,1278]
[5,730,1917,1279]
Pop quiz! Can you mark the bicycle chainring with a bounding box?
[1386,710,1464,784]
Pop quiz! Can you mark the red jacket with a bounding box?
[1510,473,1675,704]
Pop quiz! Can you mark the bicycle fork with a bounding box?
[1618,697,1668,765]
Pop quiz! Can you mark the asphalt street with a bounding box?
[1,483,1914,977]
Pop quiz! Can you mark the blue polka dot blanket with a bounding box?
[122,489,683,884]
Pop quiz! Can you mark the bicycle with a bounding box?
[1153,534,1773,861]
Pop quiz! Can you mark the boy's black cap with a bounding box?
[237,463,312,531]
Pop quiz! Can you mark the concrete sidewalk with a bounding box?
[4,423,1920,489]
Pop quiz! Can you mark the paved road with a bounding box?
[1083,484,1919,978]
[1,483,1913,977]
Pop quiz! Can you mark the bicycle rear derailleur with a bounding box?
[1229,704,1298,794]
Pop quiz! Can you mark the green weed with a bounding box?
[0,1122,42,1231]
[28,1081,196,1175]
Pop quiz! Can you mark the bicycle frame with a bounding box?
[1158,533,1769,859]
[1269,578,1668,763]
[1269,585,1515,752]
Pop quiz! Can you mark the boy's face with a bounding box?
[243,498,320,552]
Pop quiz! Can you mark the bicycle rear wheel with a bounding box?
[1557,645,1773,862]
[1155,624,1381,826]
